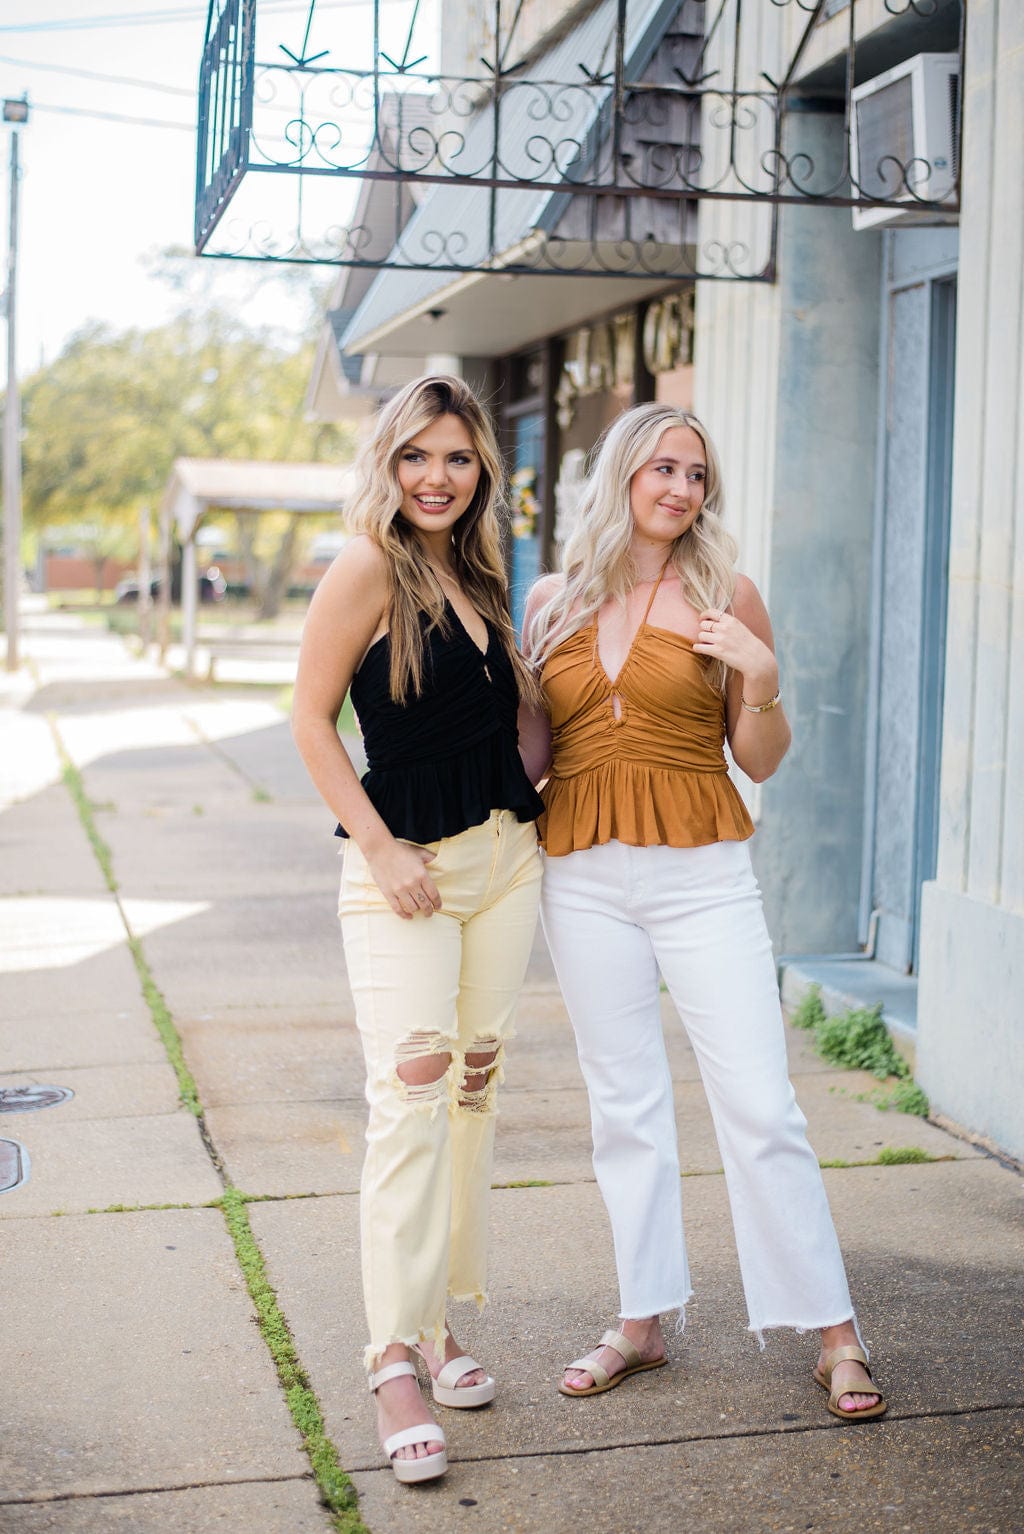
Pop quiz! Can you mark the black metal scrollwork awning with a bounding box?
[194,0,963,284]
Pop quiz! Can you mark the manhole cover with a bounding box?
[0,1138,30,1193]
[0,1085,74,1114]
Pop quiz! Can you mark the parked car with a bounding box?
[114,565,227,605]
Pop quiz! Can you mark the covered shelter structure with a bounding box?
[161,457,355,678]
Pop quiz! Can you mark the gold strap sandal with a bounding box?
[558,1328,666,1397]
[813,1344,887,1422]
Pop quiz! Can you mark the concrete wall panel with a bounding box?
[917,881,1024,1162]
[753,115,883,955]
[920,0,1024,1157]
[934,1,998,893]
[873,281,929,969]
[697,111,882,955]
[967,2,1024,906]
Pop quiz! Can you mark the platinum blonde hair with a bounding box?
[525,403,737,692]
[345,374,536,704]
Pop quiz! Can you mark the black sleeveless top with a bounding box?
[336,603,544,843]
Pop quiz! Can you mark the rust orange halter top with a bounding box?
[538,574,754,856]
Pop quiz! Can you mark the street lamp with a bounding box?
[2,94,27,672]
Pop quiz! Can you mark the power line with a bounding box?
[30,100,195,131]
[0,52,194,97]
[0,5,208,31]
[0,55,382,121]
[0,1,381,34]
[27,99,366,144]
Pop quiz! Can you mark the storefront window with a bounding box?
[509,408,544,635]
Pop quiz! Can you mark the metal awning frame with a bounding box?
[195,0,964,281]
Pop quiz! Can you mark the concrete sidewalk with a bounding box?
[1,605,1021,1533]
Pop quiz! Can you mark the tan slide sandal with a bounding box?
[558,1329,666,1397]
[813,1344,887,1422]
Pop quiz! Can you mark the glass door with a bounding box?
[509,408,545,636]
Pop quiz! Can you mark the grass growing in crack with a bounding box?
[85,1201,193,1214]
[219,1188,368,1534]
[876,1145,934,1164]
[58,745,203,1118]
[791,986,929,1116]
[819,1147,942,1169]
[60,760,118,894]
[237,1190,322,1205]
[131,940,203,1116]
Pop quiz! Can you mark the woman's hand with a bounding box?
[365,839,442,920]
[692,606,778,700]
[694,578,791,784]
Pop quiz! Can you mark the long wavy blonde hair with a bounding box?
[525,403,738,692]
[345,374,536,705]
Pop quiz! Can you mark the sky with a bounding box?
[0,0,435,376]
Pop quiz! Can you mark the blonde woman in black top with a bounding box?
[292,376,543,1485]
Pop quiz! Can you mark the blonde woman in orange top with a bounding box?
[521,403,886,1423]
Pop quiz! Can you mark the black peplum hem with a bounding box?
[335,726,544,844]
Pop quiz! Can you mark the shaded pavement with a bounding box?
[1,605,1021,1532]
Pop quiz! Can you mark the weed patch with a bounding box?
[859,1079,930,1118]
[790,985,929,1117]
[815,1005,904,1079]
[791,986,827,1032]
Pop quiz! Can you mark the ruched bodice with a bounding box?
[539,619,754,855]
[337,604,543,844]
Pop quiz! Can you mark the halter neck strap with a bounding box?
[638,555,673,625]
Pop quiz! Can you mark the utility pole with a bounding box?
[137,503,153,647]
[2,96,27,674]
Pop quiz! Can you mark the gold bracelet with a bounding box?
[741,689,781,714]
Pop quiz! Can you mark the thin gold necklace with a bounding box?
[632,555,673,586]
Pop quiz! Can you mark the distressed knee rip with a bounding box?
[394,1033,452,1108]
[459,1037,503,1113]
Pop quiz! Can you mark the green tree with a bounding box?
[22,309,356,611]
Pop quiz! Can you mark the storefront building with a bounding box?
[196,0,1022,1162]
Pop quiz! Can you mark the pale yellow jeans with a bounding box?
[339,810,541,1370]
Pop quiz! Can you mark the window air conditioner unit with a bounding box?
[850,53,959,231]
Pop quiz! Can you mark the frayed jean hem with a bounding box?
[747,1310,864,1354]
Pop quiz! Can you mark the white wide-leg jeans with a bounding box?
[540,837,856,1341]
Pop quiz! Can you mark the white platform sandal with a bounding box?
[429,1354,496,1409]
[369,1361,448,1484]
